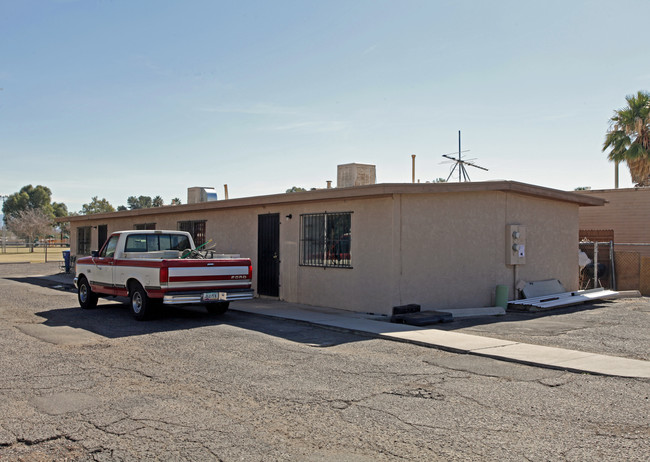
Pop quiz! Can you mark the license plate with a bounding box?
[201,292,226,302]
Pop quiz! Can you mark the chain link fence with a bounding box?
[579,241,650,295]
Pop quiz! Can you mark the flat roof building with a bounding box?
[577,187,650,295]
[65,181,604,315]
[578,187,650,254]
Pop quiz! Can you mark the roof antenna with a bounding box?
[441,130,488,182]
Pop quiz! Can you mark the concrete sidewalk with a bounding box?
[233,299,650,379]
[42,272,650,379]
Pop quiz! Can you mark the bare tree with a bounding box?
[7,209,54,252]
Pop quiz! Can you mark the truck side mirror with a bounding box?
[91,250,99,257]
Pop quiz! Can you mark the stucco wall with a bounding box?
[282,197,394,313]
[202,198,395,313]
[503,193,578,290]
[67,186,582,315]
[578,188,650,256]
[397,192,579,310]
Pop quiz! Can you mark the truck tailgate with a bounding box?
[163,259,252,290]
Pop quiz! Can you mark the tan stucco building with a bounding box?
[65,181,604,315]
[577,187,650,295]
[578,188,650,255]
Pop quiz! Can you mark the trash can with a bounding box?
[62,250,71,274]
[495,285,509,309]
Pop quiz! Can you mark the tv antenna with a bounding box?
[441,130,488,182]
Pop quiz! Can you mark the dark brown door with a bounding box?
[258,214,280,297]
[97,225,108,252]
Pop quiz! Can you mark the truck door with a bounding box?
[92,234,119,295]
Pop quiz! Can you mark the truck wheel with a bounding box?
[206,302,229,315]
[78,276,98,309]
[130,283,152,321]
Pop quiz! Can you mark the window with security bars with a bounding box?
[77,226,91,255]
[300,212,351,268]
[177,220,207,246]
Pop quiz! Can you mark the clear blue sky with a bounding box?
[2,0,649,213]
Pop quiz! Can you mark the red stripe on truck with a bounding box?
[169,275,249,283]
[112,259,252,268]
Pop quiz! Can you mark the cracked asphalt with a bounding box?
[436,298,650,362]
[1,263,649,461]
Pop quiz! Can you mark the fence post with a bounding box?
[593,241,599,289]
[609,241,616,290]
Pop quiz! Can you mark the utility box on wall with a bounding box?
[506,224,526,265]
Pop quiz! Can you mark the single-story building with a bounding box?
[578,187,650,255]
[64,181,605,315]
[577,187,650,295]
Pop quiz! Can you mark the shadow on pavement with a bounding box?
[35,303,368,348]
[12,274,369,347]
[11,273,607,344]
[430,302,611,332]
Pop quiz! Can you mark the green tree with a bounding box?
[152,196,164,207]
[2,185,68,223]
[171,198,182,206]
[117,205,128,212]
[80,197,116,215]
[52,202,68,218]
[127,195,153,210]
[434,178,447,183]
[603,90,650,186]
[286,186,307,193]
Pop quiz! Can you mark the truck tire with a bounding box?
[129,282,152,321]
[206,302,229,315]
[78,276,98,309]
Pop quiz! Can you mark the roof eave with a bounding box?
[57,181,605,222]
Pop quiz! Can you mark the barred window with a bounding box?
[300,212,351,268]
[77,226,91,255]
[177,220,207,246]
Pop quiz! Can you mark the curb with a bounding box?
[229,307,650,379]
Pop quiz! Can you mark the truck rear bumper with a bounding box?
[162,289,254,305]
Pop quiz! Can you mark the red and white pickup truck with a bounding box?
[74,230,253,320]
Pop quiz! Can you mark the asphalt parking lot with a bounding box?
[1,263,649,461]
[21,262,650,363]
[434,297,650,362]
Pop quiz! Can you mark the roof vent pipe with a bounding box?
[411,154,416,183]
[326,180,332,189]
[224,184,229,200]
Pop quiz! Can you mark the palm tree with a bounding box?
[603,91,650,187]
